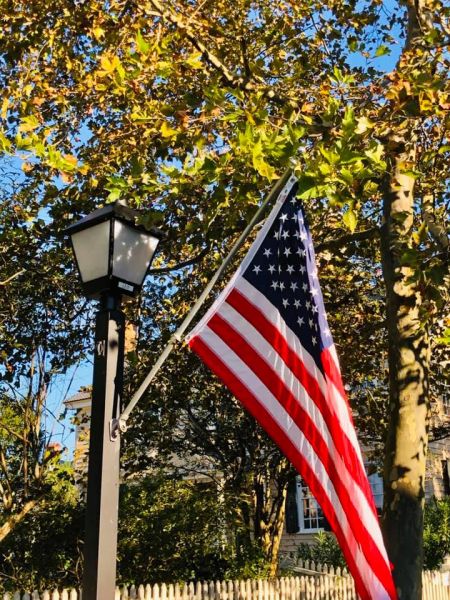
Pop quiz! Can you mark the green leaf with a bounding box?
[252,141,276,179]
[107,188,122,202]
[343,209,357,232]
[374,45,390,57]
[347,37,358,52]
[136,30,150,54]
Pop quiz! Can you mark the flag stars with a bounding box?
[282,298,289,308]
[290,282,298,292]
[302,283,308,292]
[280,213,288,222]
[268,264,276,274]
[294,299,301,309]
[271,281,279,290]
[281,230,290,240]
[310,287,319,297]
[312,336,318,346]
[273,231,280,240]
[311,305,319,314]
[305,300,311,309]
[309,318,314,328]
[297,316,305,326]
[253,265,261,275]
[284,247,292,257]
[263,248,272,258]
[279,282,285,291]
[286,265,294,274]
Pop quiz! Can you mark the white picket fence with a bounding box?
[2,566,449,600]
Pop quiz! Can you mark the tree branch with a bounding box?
[315,227,380,253]
[0,496,44,543]
[148,245,210,274]
[0,269,25,286]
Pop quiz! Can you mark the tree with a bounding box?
[0,462,84,593]
[0,171,93,540]
[0,1,448,596]
[122,279,292,576]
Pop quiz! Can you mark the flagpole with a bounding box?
[117,168,293,429]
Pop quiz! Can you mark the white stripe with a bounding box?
[186,175,298,342]
[328,344,342,373]
[198,327,391,600]
[235,278,363,464]
[217,301,389,564]
[326,376,367,469]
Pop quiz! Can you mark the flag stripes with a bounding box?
[226,285,376,511]
[186,177,397,600]
[189,333,392,600]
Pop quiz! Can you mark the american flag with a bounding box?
[186,175,396,600]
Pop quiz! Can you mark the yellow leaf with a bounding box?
[185,51,203,70]
[355,116,374,134]
[100,55,114,73]
[63,154,78,166]
[160,121,178,138]
[1,98,9,119]
[19,115,40,133]
[93,27,105,40]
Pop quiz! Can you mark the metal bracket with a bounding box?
[109,418,128,441]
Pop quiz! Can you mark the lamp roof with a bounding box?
[64,201,164,240]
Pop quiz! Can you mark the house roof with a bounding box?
[64,389,92,410]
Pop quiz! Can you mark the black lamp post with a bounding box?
[66,201,162,600]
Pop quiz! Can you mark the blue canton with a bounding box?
[242,183,332,372]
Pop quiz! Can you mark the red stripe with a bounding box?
[321,346,349,402]
[189,336,377,600]
[207,313,394,596]
[226,288,377,515]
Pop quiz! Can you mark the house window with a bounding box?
[368,471,384,513]
[296,478,326,532]
[287,469,384,535]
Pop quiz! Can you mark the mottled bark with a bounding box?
[252,462,290,576]
[380,139,430,599]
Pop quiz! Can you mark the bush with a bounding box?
[423,497,450,570]
[0,464,84,593]
[296,531,346,569]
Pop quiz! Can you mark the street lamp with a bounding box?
[65,200,163,600]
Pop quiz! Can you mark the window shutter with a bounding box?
[322,515,332,531]
[443,459,450,495]
[285,477,299,533]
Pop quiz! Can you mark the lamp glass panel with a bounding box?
[112,220,159,285]
[70,220,111,282]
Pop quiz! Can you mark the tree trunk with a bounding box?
[380,138,430,599]
[0,496,43,543]
[252,462,290,576]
